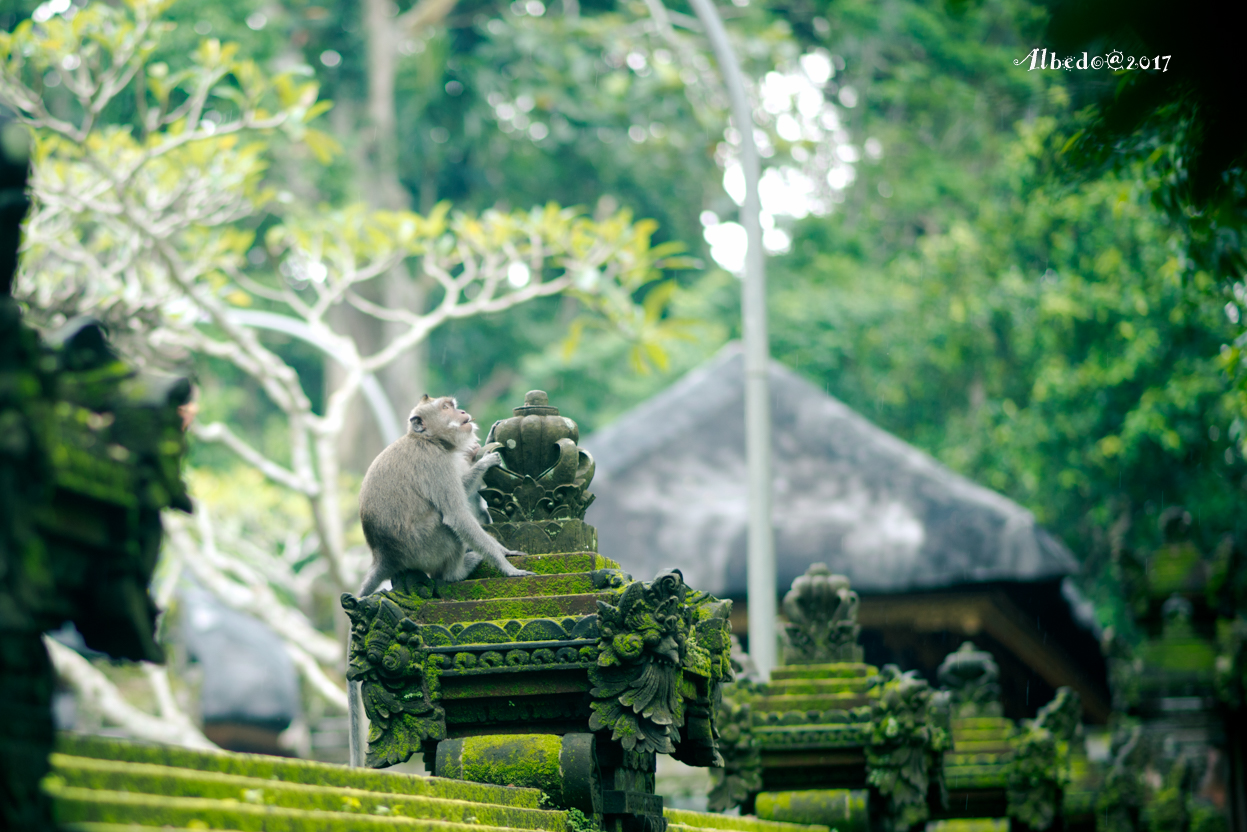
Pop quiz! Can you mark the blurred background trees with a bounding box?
[1,0,1244,752]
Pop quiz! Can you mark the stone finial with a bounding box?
[780,563,864,664]
[937,641,1003,717]
[478,390,598,553]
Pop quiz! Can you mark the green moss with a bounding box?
[46,782,544,832]
[762,678,871,696]
[457,735,564,798]
[54,736,543,809]
[769,664,877,681]
[418,595,603,625]
[470,553,615,578]
[664,808,830,832]
[437,574,597,602]
[925,820,1008,832]
[753,790,868,832]
[754,693,869,712]
[49,754,564,831]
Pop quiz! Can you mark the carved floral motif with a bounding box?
[589,570,730,762]
[341,592,445,768]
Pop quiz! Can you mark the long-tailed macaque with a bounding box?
[356,395,532,594]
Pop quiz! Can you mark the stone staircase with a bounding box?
[47,734,566,832]
[45,735,832,832]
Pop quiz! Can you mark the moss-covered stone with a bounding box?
[54,735,544,809]
[418,594,604,625]
[754,694,871,712]
[761,678,872,696]
[470,553,615,578]
[441,735,564,798]
[664,808,829,832]
[925,820,1008,832]
[49,754,566,831]
[46,781,558,832]
[436,573,598,602]
[769,664,877,681]
[754,789,869,832]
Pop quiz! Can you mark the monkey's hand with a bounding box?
[501,550,534,577]
[480,451,503,469]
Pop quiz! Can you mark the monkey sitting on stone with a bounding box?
[356,395,532,594]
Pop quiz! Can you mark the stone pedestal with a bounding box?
[343,391,733,832]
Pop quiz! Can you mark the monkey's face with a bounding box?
[410,396,478,445]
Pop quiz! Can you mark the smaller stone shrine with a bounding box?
[342,391,734,832]
[711,565,951,832]
[931,642,1084,832]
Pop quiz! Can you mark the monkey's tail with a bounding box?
[348,680,365,767]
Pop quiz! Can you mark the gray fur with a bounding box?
[357,395,531,595]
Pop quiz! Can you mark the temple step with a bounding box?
[437,572,598,602]
[49,754,566,831]
[47,783,553,832]
[417,593,605,624]
[469,551,620,578]
[53,735,543,810]
[665,808,830,832]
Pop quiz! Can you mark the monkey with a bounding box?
[356,394,533,595]
[349,395,532,767]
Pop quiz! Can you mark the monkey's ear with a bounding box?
[410,414,425,433]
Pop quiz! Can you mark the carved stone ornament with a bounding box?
[937,641,1003,717]
[1008,687,1082,831]
[341,589,446,767]
[589,569,732,761]
[481,390,596,520]
[866,666,951,832]
[780,563,864,664]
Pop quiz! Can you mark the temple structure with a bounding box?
[582,343,1109,723]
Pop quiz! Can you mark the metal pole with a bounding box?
[685,0,776,679]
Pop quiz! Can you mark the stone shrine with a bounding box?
[341,391,734,832]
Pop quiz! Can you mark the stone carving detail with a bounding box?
[781,563,864,664]
[480,390,596,523]
[1008,687,1082,831]
[342,592,445,767]
[589,569,730,760]
[937,641,1003,717]
[866,666,951,832]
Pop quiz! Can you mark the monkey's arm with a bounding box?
[462,451,501,494]
[430,472,530,578]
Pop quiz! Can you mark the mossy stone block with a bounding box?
[54,735,543,809]
[665,807,830,832]
[49,755,565,831]
[436,573,598,602]
[417,595,602,625]
[769,664,877,681]
[754,789,868,832]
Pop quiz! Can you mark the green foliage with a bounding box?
[566,807,602,832]
[763,0,1245,633]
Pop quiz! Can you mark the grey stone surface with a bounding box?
[583,342,1077,597]
[181,585,299,730]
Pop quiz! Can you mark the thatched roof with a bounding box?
[583,343,1077,597]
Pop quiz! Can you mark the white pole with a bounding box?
[685,0,776,679]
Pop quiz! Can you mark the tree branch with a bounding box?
[44,636,217,750]
[193,421,320,497]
